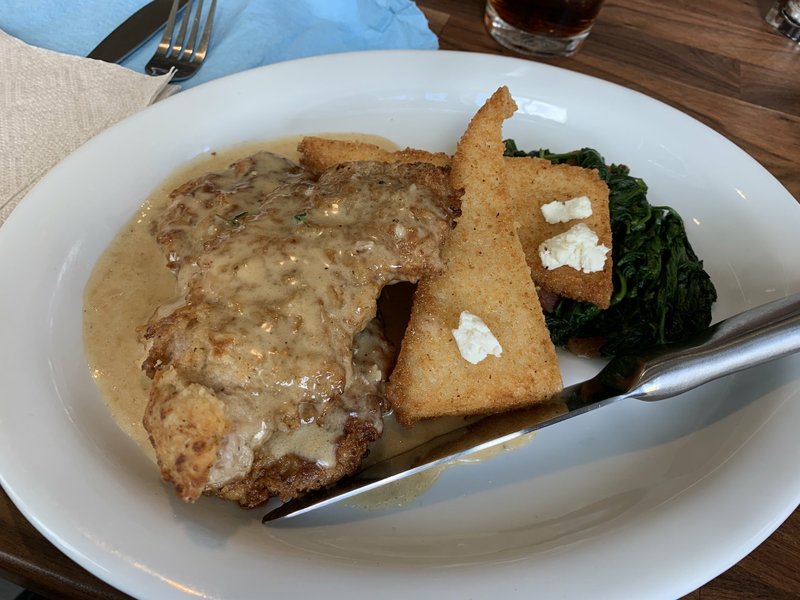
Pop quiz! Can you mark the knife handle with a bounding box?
[629,292,800,401]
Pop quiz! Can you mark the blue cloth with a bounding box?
[0,0,437,89]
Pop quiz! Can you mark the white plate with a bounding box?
[1,50,799,600]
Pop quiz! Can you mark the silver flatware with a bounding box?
[145,0,216,81]
[263,291,800,522]
[87,0,190,64]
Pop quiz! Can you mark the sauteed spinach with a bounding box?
[504,141,717,356]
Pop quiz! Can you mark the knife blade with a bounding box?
[87,0,189,64]
[263,291,800,522]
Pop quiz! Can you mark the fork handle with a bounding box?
[630,292,800,401]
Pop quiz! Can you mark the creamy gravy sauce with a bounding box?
[84,134,394,462]
[84,133,561,510]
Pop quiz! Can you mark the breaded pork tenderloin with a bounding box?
[142,157,460,505]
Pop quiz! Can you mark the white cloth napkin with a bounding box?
[0,30,176,226]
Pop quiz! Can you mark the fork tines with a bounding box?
[145,0,217,81]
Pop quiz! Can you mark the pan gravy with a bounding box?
[83,134,557,509]
[83,134,393,462]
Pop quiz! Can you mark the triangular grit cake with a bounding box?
[387,87,563,425]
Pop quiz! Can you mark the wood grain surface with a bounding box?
[0,1,798,599]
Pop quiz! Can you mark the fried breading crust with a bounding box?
[505,157,613,308]
[298,136,450,177]
[387,87,563,424]
[215,409,381,506]
[143,158,461,504]
[143,367,229,502]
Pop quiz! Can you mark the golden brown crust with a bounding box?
[142,158,461,505]
[298,136,450,176]
[505,157,613,309]
[214,414,381,507]
[143,367,229,502]
[387,87,563,425]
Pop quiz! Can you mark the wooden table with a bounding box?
[1,1,798,598]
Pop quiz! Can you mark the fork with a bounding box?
[145,0,217,81]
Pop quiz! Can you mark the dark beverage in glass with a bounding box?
[485,0,606,57]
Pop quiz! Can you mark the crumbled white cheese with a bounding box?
[540,195,593,224]
[539,223,609,273]
[451,311,502,365]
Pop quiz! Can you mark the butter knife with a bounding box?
[87,0,189,64]
[263,291,800,522]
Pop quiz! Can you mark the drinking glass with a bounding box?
[484,0,606,58]
[765,0,800,42]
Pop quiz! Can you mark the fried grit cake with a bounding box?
[298,136,450,177]
[505,157,613,308]
[386,87,563,424]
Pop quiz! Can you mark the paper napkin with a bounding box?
[0,30,175,225]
